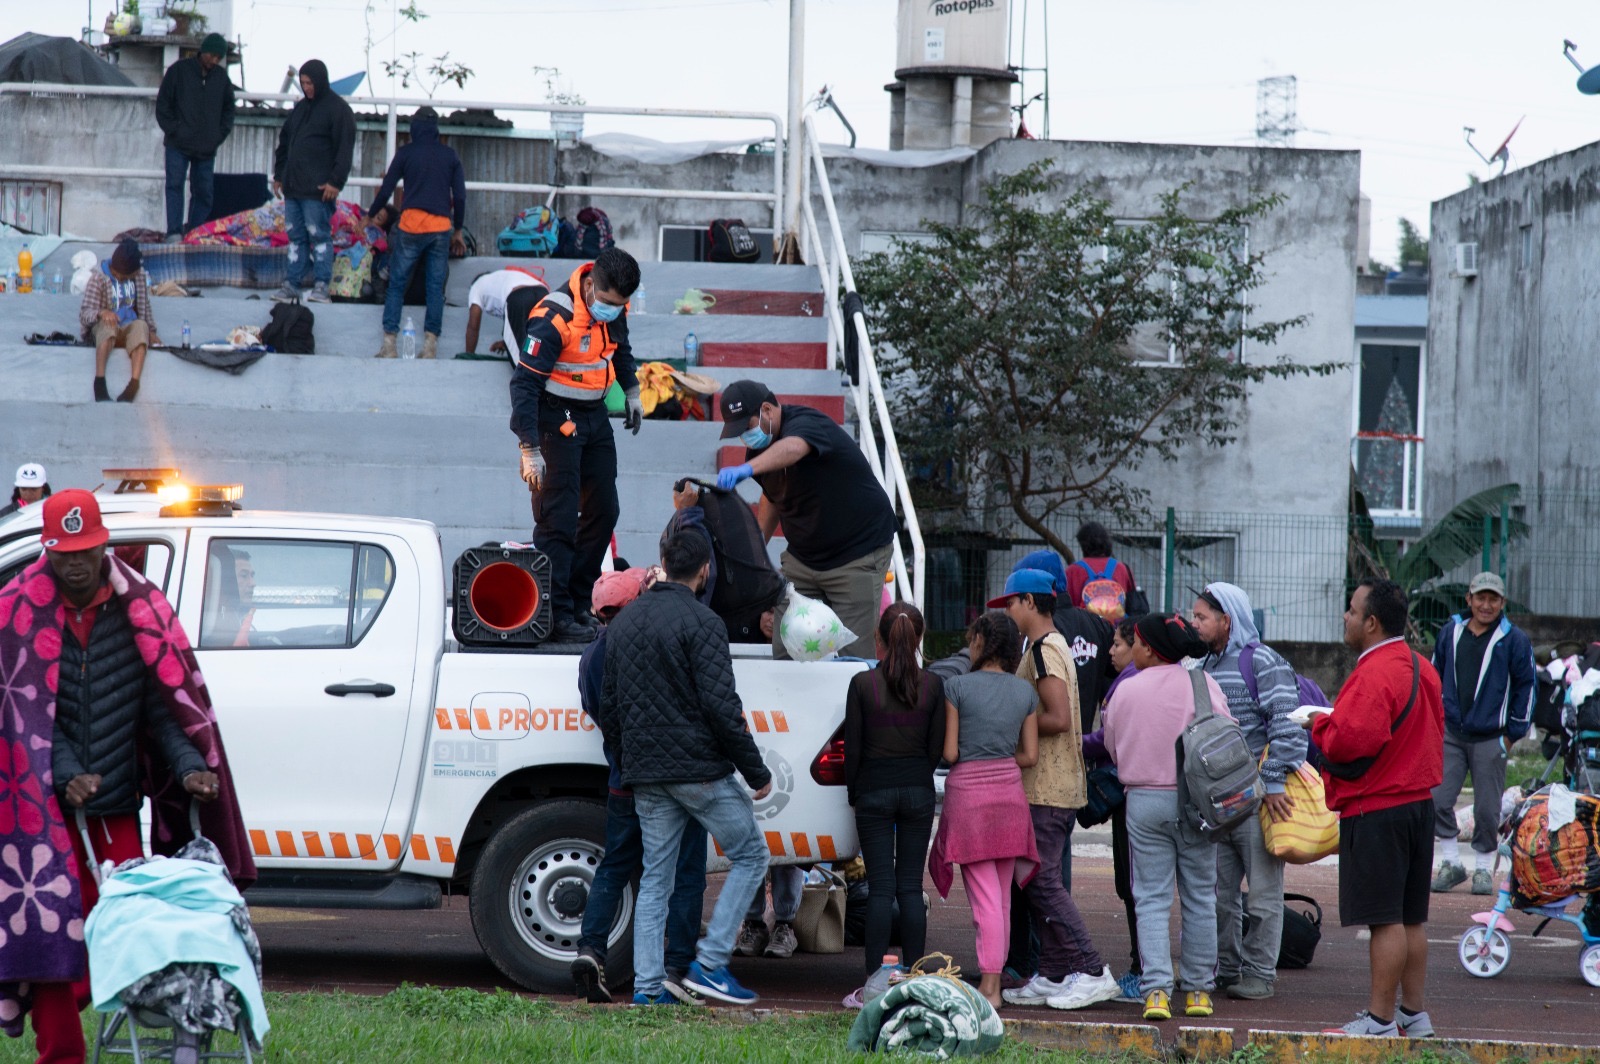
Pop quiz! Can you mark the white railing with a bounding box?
[0,83,783,222]
[797,112,925,610]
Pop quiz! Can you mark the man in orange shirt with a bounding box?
[365,106,467,359]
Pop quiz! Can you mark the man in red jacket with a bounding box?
[1312,578,1443,1039]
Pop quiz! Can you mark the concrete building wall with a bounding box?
[1427,140,1600,615]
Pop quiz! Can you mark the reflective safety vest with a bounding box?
[523,262,620,402]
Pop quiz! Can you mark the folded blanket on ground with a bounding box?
[847,970,1004,1059]
[171,346,268,375]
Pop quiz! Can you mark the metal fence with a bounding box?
[922,491,1600,645]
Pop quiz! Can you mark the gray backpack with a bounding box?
[1176,668,1262,837]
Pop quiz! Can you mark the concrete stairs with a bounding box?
[0,248,840,570]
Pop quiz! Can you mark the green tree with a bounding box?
[1397,217,1428,266]
[855,161,1333,559]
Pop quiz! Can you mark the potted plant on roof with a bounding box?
[533,66,585,140]
[166,1,209,37]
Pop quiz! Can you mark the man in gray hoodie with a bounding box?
[1192,582,1308,1001]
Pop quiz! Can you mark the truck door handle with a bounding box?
[325,682,397,698]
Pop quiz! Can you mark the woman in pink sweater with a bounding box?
[1103,613,1231,1023]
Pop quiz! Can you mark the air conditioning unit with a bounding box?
[1452,242,1479,278]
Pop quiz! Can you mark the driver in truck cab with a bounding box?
[0,489,255,1064]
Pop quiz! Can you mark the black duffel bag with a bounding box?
[1240,891,1323,969]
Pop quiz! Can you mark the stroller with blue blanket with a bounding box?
[78,804,268,1063]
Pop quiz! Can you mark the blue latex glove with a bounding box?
[717,463,754,491]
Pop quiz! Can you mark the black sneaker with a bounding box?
[552,617,597,644]
[571,948,610,1003]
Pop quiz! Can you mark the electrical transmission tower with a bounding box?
[1256,75,1298,146]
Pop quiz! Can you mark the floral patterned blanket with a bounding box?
[0,554,254,1035]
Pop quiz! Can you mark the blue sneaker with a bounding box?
[631,990,676,1006]
[1115,970,1143,1004]
[683,961,759,1005]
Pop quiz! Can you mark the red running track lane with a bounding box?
[250,855,1600,1045]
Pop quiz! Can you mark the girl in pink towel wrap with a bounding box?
[927,610,1040,1008]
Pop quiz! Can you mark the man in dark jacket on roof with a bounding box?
[156,33,235,242]
[599,531,772,1007]
[270,59,355,305]
[364,106,467,359]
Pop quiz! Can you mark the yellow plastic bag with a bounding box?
[1260,760,1339,864]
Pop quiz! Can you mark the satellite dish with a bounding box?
[1464,117,1524,176]
[1563,39,1600,94]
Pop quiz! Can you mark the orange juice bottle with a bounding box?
[16,245,31,293]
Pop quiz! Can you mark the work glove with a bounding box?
[519,445,545,491]
[623,387,643,435]
[717,463,754,491]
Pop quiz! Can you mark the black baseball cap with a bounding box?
[718,380,777,438]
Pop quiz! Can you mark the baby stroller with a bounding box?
[78,804,268,1063]
[1457,653,1600,986]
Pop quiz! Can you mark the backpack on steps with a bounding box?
[260,302,314,354]
[707,218,760,263]
[497,205,558,257]
[1176,667,1262,838]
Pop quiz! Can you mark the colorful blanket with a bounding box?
[1509,786,1600,906]
[0,554,255,1034]
[183,199,385,253]
[847,969,1004,1059]
[927,758,1038,899]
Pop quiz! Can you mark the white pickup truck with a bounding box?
[0,493,866,992]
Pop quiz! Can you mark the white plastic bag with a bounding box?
[778,586,856,662]
[69,250,97,295]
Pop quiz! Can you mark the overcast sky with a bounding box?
[16,0,1600,264]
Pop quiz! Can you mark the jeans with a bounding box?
[283,197,335,287]
[532,396,619,623]
[579,794,707,974]
[1126,788,1217,995]
[1020,805,1103,979]
[745,865,805,924]
[1214,811,1284,984]
[853,785,935,971]
[163,146,214,236]
[383,227,450,336]
[1433,730,1507,855]
[633,775,769,996]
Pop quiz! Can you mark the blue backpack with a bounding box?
[1240,642,1329,769]
[497,205,558,257]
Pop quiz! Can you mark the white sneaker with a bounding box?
[1001,973,1073,1006]
[1047,966,1121,1011]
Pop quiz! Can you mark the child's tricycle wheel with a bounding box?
[1579,944,1600,987]
[1458,925,1511,978]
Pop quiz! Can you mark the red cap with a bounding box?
[592,567,651,614]
[40,490,109,552]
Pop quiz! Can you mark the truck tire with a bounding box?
[469,799,635,993]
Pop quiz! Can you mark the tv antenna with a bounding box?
[1256,75,1299,146]
[1464,117,1524,176]
[1562,39,1600,94]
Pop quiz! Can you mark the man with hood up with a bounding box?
[1191,582,1307,1002]
[364,106,468,360]
[271,59,355,305]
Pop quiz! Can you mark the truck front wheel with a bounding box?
[468,799,634,993]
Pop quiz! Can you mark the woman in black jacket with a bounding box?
[843,602,945,990]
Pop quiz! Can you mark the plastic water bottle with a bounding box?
[400,315,417,360]
[51,270,62,295]
[181,319,191,349]
[632,282,647,315]
[863,955,900,1005]
[683,330,699,367]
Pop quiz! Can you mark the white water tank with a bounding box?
[188,0,234,42]
[889,0,1015,150]
[895,0,1009,76]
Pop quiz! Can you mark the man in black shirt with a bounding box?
[715,380,897,659]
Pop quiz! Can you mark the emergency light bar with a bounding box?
[158,483,245,518]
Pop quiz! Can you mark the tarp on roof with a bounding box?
[0,33,135,87]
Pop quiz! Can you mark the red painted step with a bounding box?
[699,342,828,370]
[699,289,824,317]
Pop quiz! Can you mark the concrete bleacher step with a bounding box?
[4,250,843,570]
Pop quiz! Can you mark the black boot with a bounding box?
[93,376,110,402]
[116,379,140,403]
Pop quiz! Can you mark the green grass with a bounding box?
[1,985,1102,1064]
